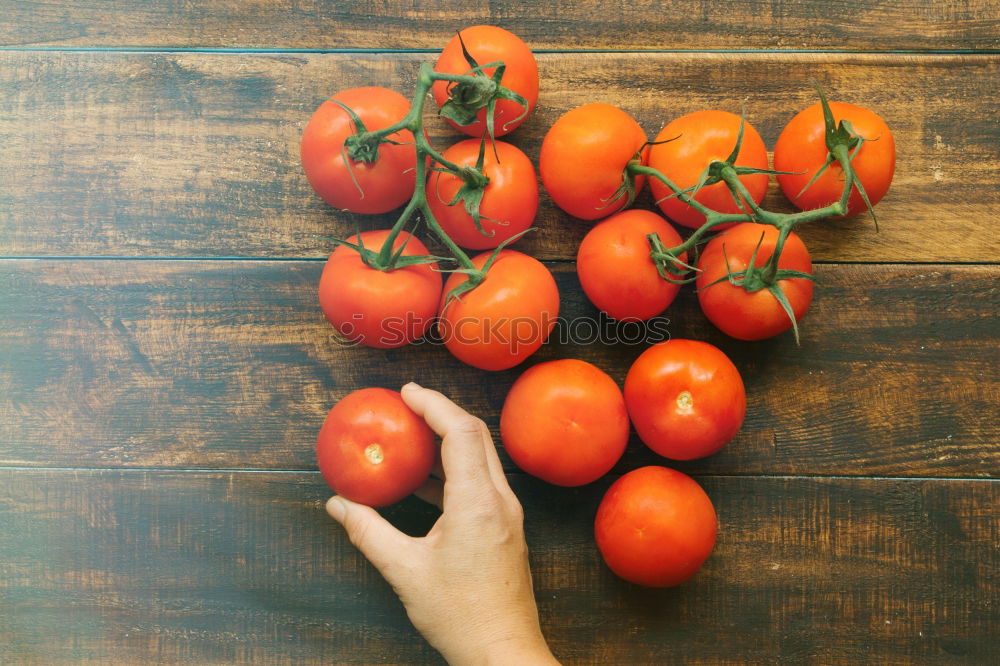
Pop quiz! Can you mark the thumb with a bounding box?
[326,496,411,572]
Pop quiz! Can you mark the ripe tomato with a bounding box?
[539,103,649,221]
[501,359,629,486]
[317,388,436,508]
[319,230,442,349]
[438,250,559,371]
[300,87,416,214]
[432,25,538,137]
[595,466,717,587]
[576,209,686,321]
[774,101,895,218]
[648,110,769,229]
[696,223,813,341]
[624,339,745,460]
[427,139,539,250]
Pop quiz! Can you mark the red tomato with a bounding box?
[438,250,559,371]
[696,223,813,341]
[432,26,538,137]
[300,87,416,214]
[774,101,895,218]
[319,230,442,349]
[539,103,650,221]
[427,139,539,250]
[501,359,629,486]
[576,209,686,321]
[317,388,436,508]
[648,110,769,229]
[595,466,717,587]
[624,339,745,460]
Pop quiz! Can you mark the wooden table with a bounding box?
[1,3,997,664]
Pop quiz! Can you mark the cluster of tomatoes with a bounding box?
[302,26,896,588]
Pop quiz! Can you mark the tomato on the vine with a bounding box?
[576,209,686,321]
[317,388,436,508]
[432,25,539,137]
[300,87,416,214]
[438,250,559,371]
[648,110,769,229]
[319,230,442,349]
[540,103,649,221]
[427,139,538,250]
[696,223,813,341]
[595,466,718,587]
[624,339,745,460]
[501,359,629,486]
[774,101,895,218]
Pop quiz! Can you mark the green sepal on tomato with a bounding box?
[317,388,436,508]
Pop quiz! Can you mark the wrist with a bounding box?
[446,631,558,666]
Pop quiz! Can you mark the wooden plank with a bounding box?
[0,51,997,263]
[0,469,995,664]
[1,1,998,51]
[1,259,996,476]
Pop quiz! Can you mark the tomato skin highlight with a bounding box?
[432,25,539,137]
[501,359,629,487]
[696,223,814,341]
[300,87,416,214]
[540,103,649,221]
[648,110,769,229]
[595,466,717,587]
[438,250,559,372]
[624,339,746,460]
[317,388,436,508]
[427,139,539,250]
[774,101,896,218]
[318,230,442,349]
[576,209,685,321]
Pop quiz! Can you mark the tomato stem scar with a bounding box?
[364,443,384,465]
[676,391,694,410]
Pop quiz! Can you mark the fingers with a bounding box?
[326,496,412,572]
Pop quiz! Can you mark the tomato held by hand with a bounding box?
[624,339,745,460]
[576,209,686,321]
[648,110,769,229]
[319,230,442,349]
[774,101,895,218]
[540,103,649,221]
[432,25,539,137]
[501,359,629,486]
[427,139,539,250]
[595,466,717,587]
[438,250,559,371]
[300,87,416,214]
[696,223,813,341]
[317,388,436,508]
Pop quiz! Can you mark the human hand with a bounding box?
[326,382,559,665]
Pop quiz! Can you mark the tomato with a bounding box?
[317,388,436,508]
[539,103,649,221]
[576,209,686,321]
[319,230,442,349]
[595,466,717,587]
[300,87,416,214]
[500,359,629,486]
[438,250,559,371]
[647,110,769,229]
[774,101,895,217]
[427,139,539,250]
[432,26,538,137]
[624,339,745,460]
[696,223,813,341]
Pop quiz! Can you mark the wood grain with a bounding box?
[1,51,997,262]
[1,259,996,476]
[0,469,995,664]
[1,0,998,51]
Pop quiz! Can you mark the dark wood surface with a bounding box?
[1,3,998,664]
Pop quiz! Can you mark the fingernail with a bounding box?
[326,496,347,522]
[401,381,422,392]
